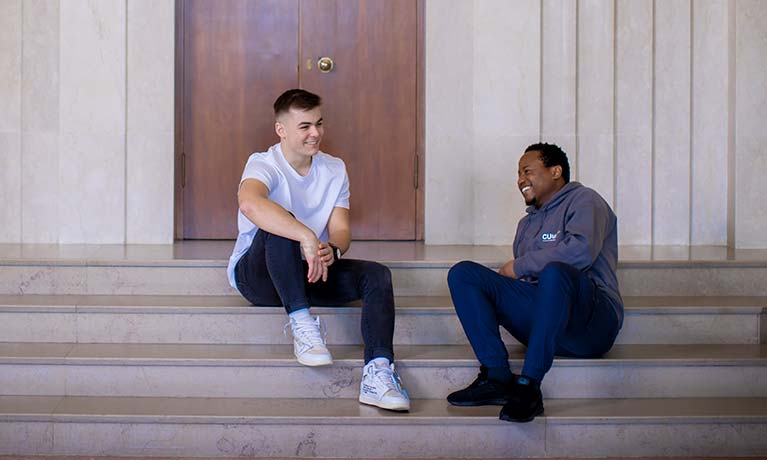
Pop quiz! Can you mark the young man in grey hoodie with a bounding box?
[446,142,623,422]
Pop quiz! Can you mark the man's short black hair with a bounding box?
[274,89,322,118]
[524,142,570,183]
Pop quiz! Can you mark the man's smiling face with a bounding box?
[517,150,563,208]
[275,106,324,160]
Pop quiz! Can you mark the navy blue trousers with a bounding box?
[447,260,621,381]
[234,229,395,363]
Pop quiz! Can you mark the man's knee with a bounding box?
[538,261,577,283]
[260,230,299,250]
[360,261,392,289]
[447,260,483,287]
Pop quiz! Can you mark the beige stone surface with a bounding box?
[691,0,730,245]
[126,0,174,244]
[541,0,577,176]
[654,0,692,246]
[615,0,652,245]
[424,0,474,244]
[735,1,767,248]
[59,1,126,244]
[577,0,615,208]
[472,0,539,245]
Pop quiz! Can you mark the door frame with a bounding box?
[174,0,425,240]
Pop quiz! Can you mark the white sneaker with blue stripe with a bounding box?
[359,360,410,411]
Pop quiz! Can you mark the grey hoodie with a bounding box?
[512,181,623,325]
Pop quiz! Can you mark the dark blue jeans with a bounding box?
[447,260,621,381]
[234,229,395,363]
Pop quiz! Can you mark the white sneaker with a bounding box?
[285,315,333,366]
[359,361,411,411]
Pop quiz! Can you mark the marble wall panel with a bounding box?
[22,0,60,243]
[691,0,729,245]
[0,134,22,243]
[21,133,59,243]
[0,0,22,243]
[424,0,474,244]
[541,0,577,176]
[472,0,540,244]
[59,132,126,243]
[735,1,767,248]
[577,0,615,208]
[59,0,126,244]
[615,0,653,245]
[0,0,22,133]
[654,0,691,245]
[126,0,174,244]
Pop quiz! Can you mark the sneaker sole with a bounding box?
[296,355,333,367]
[358,394,410,412]
[447,398,508,407]
[499,404,544,423]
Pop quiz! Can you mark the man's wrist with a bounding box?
[328,242,342,261]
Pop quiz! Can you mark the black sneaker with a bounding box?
[446,367,514,406]
[499,375,544,422]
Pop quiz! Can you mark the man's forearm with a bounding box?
[240,197,315,243]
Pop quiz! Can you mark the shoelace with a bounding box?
[284,316,326,347]
[368,364,403,394]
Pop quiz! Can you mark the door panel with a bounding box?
[300,0,418,239]
[180,0,418,239]
[183,0,299,239]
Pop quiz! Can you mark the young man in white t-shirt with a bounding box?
[227,89,409,411]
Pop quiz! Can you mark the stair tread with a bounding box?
[1,342,765,365]
[2,395,766,423]
[0,294,763,312]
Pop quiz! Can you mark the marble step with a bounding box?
[1,243,767,297]
[1,395,766,457]
[1,343,765,399]
[4,457,760,460]
[0,295,763,345]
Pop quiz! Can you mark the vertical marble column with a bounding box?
[735,1,767,247]
[126,0,174,244]
[654,0,691,245]
[473,0,540,244]
[424,0,475,244]
[22,0,60,243]
[59,0,126,243]
[615,0,652,245]
[691,0,729,245]
[541,0,577,177]
[0,0,23,242]
[577,0,615,208]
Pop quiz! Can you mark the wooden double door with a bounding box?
[177,0,422,240]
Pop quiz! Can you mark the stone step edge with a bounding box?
[4,258,767,269]
[1,343,765,367]
[1,396,766,425]
[0,295,764,314]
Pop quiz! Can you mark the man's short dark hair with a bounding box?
[274,89,322,118]
[524,142,570,183]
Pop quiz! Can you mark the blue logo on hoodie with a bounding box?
[541,231,560,242]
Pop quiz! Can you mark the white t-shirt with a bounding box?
[227,143,350,289]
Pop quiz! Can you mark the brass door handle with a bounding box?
[317,57,334,73]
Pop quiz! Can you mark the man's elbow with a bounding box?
[238,199,258,218]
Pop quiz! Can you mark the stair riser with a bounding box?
[4,265,767,297]
[0,310,760,345]
[1,420,765,458]
[2,363,765,399]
